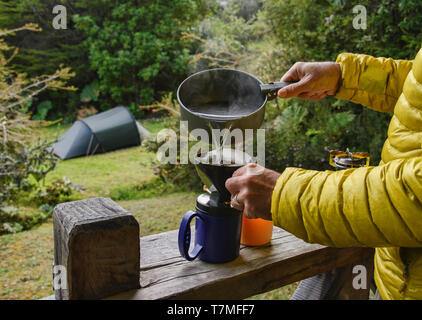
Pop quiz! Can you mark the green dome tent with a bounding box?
[52,106,148,160]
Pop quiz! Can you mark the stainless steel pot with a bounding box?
[177,68,294,136]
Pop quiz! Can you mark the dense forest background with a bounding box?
[1,0,422,188]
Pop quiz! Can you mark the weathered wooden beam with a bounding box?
[53,197,140,300]
[107,227,374,300]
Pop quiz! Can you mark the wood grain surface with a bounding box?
[53,197,140,300]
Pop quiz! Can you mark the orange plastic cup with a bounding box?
[240,215,273,246]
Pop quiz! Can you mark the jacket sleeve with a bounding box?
[271,156,422,248]
[334,53,413,114]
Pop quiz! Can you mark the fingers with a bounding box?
[277,78,311,98]
[309,93,327,101]
[226,166,277,220]
[231,164,250,178]
[297,92,327,100]
[225,176,242,196]
[231,163,263,178]
[279,62,307,98]
[226,164,261,204]
[297,92,313,99]
[325,88,337,96]
[230,190,254,218]
[231,194,269,220]
[279,89,328,101]
[278,61,340,100]
[230,192,245,211]
[242,204,259,219]
[280,63,300,82]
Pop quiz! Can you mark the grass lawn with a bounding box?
[46,146,156,197]
[0,193,199,299]
[34,119,168,197]
[0,118,297,300]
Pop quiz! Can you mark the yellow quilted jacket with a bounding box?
[271,47,422,300]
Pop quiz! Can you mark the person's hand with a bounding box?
[225,163,281,220]
[278,62,342,100]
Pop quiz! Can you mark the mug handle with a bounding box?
[178,211,204,261]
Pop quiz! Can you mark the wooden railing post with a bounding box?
[53,197,140,300]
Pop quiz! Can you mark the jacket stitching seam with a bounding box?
[381,161,422,246]
[364,168,391,246]
[300,172,334,245]
[336,170,365,246]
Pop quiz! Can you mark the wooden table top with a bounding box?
[106,227,374,300]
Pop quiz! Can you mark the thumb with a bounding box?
[278,79,310,98]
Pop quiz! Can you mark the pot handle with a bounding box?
[260,81,298,100]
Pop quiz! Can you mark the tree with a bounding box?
[261,0,422,170]
[265,0,422,63]
[0,24,74,207]
[0,0,110,117]
[74,0,205,115]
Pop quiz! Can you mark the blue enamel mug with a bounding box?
[178,194,242,263]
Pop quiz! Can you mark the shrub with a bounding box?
[0,0,110,118]
[134,1,419,186]
[261,0,415,171]
[264,99,390,172]
[1,141,57,202]
[141,115,203,190]
[109,177,195,201]
[265,0,422,63]
[74,0,207,116]
[1,206,45,234]
[32,177,81,207]
[0,25,75,233]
